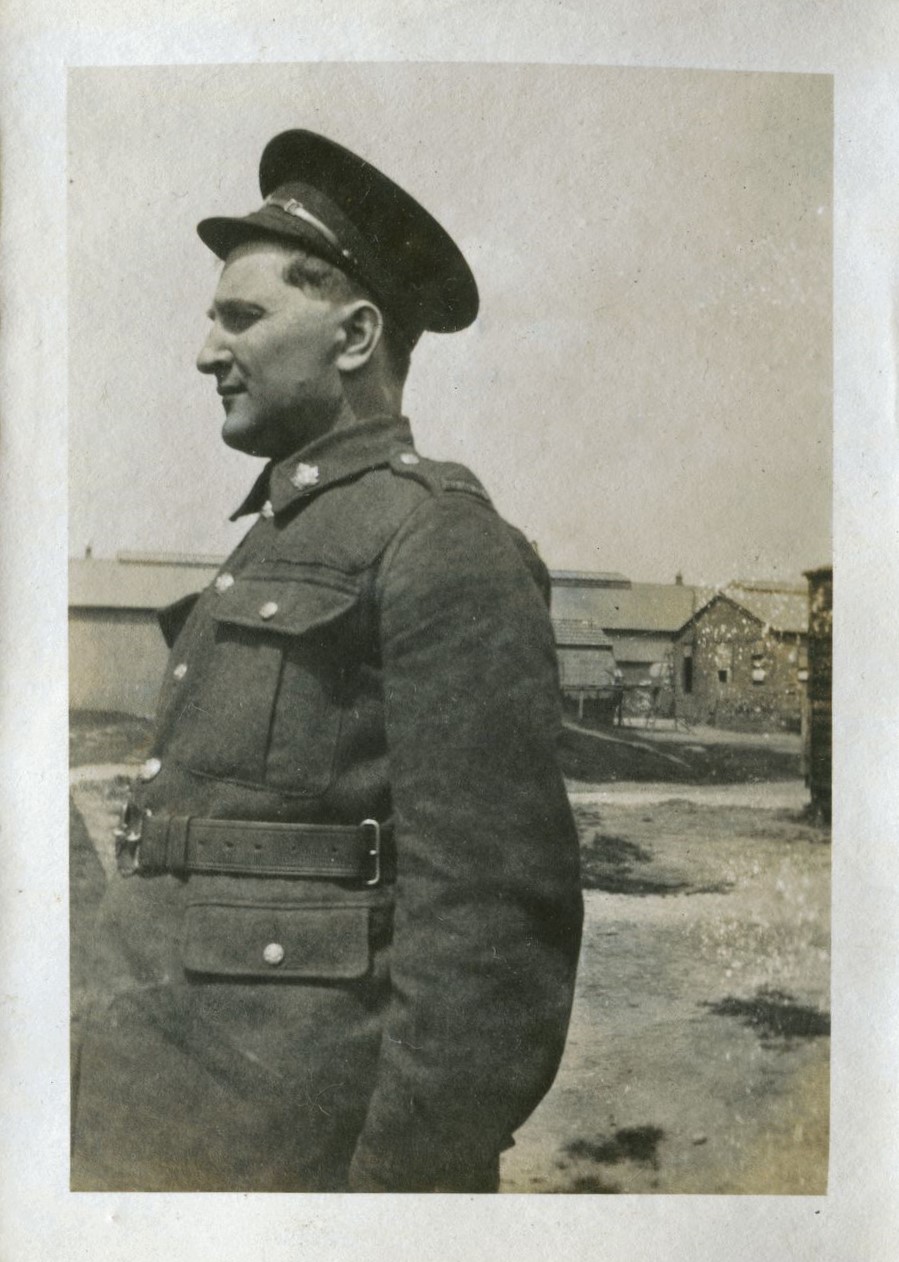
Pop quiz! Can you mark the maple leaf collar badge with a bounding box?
[290,461,321,490]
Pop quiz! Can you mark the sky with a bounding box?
[68,63,831,586]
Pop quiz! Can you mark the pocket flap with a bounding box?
[182,901,371,980]
[209,572,360,638]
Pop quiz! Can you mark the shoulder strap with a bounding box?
[388,452,493,506]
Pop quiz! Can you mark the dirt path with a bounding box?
[70,768,132,880]
[567,780,809,809]
[500,783,830,1193]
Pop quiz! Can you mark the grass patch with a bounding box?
[704,987,830,1045]
[564,1125,666,1170]
[580,832,730,896]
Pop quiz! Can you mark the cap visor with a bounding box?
[196,208,343,266]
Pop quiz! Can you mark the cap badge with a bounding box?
[290,461,320,490]
[265,195,352,261]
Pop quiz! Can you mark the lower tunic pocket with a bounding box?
[182,900,372,981]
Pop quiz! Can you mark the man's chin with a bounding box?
[219,398,340,459]
[220,412,271,458]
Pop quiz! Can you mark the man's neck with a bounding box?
[339,369,404,426]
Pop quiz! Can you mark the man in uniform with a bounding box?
[71,130,583,1193]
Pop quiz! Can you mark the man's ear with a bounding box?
[335,300,384,373]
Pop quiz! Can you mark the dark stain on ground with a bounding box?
[564,1125,666,1170]
[568,1174,621,1194]
[705,987,831,1046]
[589,833,655,867]
[748,808,832,845]
[580,832,731,897]
[69,796,106,917]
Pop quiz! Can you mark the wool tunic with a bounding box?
[71,413,583,1192]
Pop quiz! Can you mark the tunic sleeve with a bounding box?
[348,491,583,1191]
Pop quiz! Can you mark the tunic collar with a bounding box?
[229,414,415,521]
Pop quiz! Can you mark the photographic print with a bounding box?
[67,62,831,1196]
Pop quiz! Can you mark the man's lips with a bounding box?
[217,385,246,398]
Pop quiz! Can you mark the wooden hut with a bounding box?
[804,566,833,822]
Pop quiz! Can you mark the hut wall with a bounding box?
[805,568,833,820]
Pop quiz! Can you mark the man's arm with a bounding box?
[349,491,583,1192]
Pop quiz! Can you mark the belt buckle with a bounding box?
[360,818,381,886]
[113,801,144,876]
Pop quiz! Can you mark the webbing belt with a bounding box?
[114,807,384,884]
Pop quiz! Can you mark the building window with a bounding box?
[797,643,809,683]
[682,647,693,694]
[714,643,733,686]
[751,644,766,685]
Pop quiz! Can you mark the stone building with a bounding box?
[672,581,809,731]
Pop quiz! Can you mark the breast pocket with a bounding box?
[181,569,364,797]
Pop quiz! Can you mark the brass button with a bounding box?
[214,573,235,593]
[173,663,188,680]
[263,942,285,966]
[399,452,420,465]
[259,601,279,620]
[139,757,162,781]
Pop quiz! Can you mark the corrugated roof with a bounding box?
[729,578,806,594]
[117,550,227,568]
[551,580,711,632]
[552,619,614,647]
[70,557,808,636]
[609,635,673,664]
[550,570,631,588]
[69,560,698,624]
[69,558,220,609]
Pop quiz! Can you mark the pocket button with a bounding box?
[262,942,285,966]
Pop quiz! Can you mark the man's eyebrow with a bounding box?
[207,298,265,319]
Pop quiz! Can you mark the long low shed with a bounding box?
[69,557,221,716]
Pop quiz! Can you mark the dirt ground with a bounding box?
[501,784,830,1193]
[69,712,830,1195]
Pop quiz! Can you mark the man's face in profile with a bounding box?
[196,239,345,459]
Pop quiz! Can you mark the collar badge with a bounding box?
[290,462,320,490]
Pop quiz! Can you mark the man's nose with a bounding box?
[196,324,230,375]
